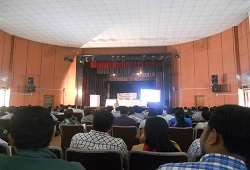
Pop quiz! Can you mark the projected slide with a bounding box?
[140,89,161,102]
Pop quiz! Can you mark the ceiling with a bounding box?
[0,0,250,48]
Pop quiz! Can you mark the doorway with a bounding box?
[194,95,205,107]
[44,95,54,108]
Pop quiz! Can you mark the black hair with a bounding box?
[64,109,73,119]
[84,108,92,116]
[201,111,211,121]
[148,108,158,117]
[9,106,54,149]
[208,105,250,158]
[128,107,135,116]
[144,117,179,152]
[174,110,186,127]
[119,106,129,115]
[93,110,114,132]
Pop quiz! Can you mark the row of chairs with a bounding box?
[61,125,138,151]
[61,125,203,152]
[49,146,189,170]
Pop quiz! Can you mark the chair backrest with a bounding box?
[195,128,203,139]
[128,150,188,170]
[48,146,63,159]
[73,112,83,122]
[61,125,84,151]
[112,126,138,151]
[168,127,194,152]
[86,125,94,132]
[0,143,12,156]
[65,148,123,170]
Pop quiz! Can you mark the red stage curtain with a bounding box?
[90,61,163,68]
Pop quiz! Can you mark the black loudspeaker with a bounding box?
[27,85,36,92]
[212,84,220,92]
[28,77,34,85]
[211,75,218,84]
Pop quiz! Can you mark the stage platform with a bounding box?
[105,99,147,107]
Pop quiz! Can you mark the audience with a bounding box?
[59,109,81,130]
[81,108,93,124]
[159,105,250,170]
[0,106,7,117]
[128,107,142,123]
[70,110,128,159]
[1,106,16,119]
[169,109,192,127]
[113,106,137,127]
[132,117,181,152]
[194,111,211,131]
[0,106,85,170]
[187,138,201,162]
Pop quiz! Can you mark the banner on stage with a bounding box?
[117,93,137,100]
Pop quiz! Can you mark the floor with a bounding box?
[50,135,61,147]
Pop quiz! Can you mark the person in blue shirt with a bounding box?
[159,105,250,170]
[169,109,192,127]
[0,106,85,170]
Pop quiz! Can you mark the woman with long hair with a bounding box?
[132,117,181,152]
[174,110,187,127]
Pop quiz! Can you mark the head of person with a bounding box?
[0,106,6,113]
[148,108,158,118]
[84,108,92,116]
[201,111,211,121]
[156,107,163,116]
[106,106,114,112]
[7,106,16,113]
[9,106,54,150]
[93,110,114,132]
[64,109,73,119]
[47,106,52,113]
[174,109,186,127]
[128,107,135,116]
[119,106,129,115]
[144,117,178,152]
[200,105,250,161]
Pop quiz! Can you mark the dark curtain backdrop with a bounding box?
[75,59,171,107]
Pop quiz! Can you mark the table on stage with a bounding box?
[105,99,147,107]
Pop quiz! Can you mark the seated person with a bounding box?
[59,109,81,130]
[70,110,128,159]
[187,138,201,162]
[1,106,16,119]
[81,108,93,124]
[193,111,211,137]
[128,107,142,123]
[132,117,181,152]
[0,106,84,170]
[113,106,137,127]
[194,111,211,130]
[169,109,192,127]
[159,105,250,170]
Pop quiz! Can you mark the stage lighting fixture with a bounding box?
[68,58,74,62]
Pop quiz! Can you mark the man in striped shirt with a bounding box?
[159,105,249,170]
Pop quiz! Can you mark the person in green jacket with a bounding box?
[0,106,85,170]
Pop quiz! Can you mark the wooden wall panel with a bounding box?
[54,46,68,106]
[179,42,195,89]
[193,39,209,88]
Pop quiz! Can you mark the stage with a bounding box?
[105,99,147,107]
